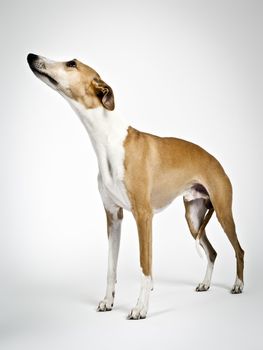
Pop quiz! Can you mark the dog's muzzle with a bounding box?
[27,53,58,86]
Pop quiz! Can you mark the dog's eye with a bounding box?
[66,60,77,68]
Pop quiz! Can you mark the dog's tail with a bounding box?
[195,208,214,259]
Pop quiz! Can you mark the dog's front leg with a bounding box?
[127,206,153,320]
[97,206,123,312]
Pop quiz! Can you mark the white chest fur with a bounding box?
[68,100,131,211]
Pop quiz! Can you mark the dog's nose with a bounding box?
[27,53,38,65]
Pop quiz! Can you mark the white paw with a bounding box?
[231,279,244,294]
[196,283,210,292]
[97,299,113,312]
[127,307,147,320]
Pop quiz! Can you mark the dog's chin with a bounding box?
[31,67,58,87]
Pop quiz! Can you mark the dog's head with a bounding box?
[27,53,115,111]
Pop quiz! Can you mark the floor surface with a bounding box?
[1,273,262,350]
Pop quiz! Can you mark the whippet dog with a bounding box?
[27,53,244,320]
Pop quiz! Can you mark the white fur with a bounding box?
[33,55,70,92]
[128,273,152,319]
[232,277,244,293]
[187,200,206,232]
[66,100,133,311]
[186,199,207,258]
[197,235,214,289]
[195,238,204,259]
[68,100,131,211]
[183,187,209,202]
[67,102,154,318]
[97,207,122,311]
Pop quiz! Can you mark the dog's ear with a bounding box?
[92,77,115,111]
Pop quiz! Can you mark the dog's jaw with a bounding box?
[27,54,60,90]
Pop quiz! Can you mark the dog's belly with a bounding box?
[151,175,188,211]
[151,189,179,213]
[151,180,209,213]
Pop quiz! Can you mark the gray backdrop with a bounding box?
[0,0,262,349]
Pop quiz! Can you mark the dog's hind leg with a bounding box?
[209,177,244,294]
[197,233,217,291]
[214,203,244,293]
[184,198,217,291]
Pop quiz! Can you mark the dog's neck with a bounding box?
[68,99,129,143]
[67,98,129,183]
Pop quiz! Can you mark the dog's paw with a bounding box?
[196,283,210,292]
[127,307,147,320]
[97,300,113,312]
[231,279,244,294]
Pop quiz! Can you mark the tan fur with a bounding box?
[63,60,101,108]
[124,127,229,210]
[124,127,244,282]
[65,62,114,110]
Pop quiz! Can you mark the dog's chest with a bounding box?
[75,105,131,210]
[95,138,131,210]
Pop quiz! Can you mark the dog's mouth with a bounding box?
[32,67,58,86]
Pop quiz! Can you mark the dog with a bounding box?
[27,53,244,320]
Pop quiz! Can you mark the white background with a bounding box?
[0,0,262,349]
